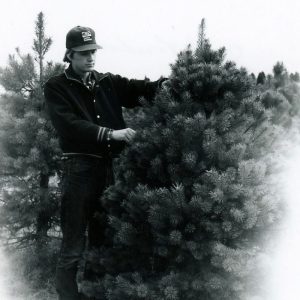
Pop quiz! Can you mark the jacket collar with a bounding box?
[64,64,108,83]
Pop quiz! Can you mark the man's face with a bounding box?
[70,49,97,73]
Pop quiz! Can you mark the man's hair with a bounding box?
[63,49,75,63]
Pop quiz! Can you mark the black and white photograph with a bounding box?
[0,0,300,299]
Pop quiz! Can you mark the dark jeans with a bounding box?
[56,155,114,300]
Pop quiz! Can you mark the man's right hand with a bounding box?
[111,128,136,143]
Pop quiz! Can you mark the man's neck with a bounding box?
[71,65,90,83]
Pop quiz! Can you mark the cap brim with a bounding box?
[71,44,102,51]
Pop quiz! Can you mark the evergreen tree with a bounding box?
[81,31,293,299]
[258,62,300,126]
[256,71,266,85]
[197,18,206,53]
[272,62,288,89]
[0,12,64,287]
[290,72,300,82]
[250,73,256,82]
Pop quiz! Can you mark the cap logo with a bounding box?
[82,31,92,42]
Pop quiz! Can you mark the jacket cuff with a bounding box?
[97,127,109,144]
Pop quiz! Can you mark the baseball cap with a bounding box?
[66,26,102,51]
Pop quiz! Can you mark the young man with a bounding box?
[44,26,167,300]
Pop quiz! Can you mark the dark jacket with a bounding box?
[44,65,165,158]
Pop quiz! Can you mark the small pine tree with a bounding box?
[258,62,300,125]
[290,72,300,82]
[250,73,256,82]
[0,12,64,287]
[256,72,266,85]
[81,28,293,299]
[273,62,288,89]
[197,18,206,53]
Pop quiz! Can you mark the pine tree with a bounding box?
[250,73,256,82]
[197,18,206,53]
[0,12,64,287]
[256,72,266,85]
[290,72,300,82]
[258,62,300,126]
[80,29,295,299]
[272,62,288,89]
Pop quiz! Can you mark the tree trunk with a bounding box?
[36,173,51,249]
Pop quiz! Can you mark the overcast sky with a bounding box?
[0,0,299,80]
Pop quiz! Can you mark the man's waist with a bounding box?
[61,152,105,160]
[58,137,125,159]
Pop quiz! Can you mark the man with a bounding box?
[44,26,167,300]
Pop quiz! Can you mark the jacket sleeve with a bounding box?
[111,74,168,108]
[44,81,109,145]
